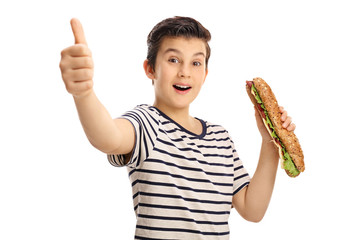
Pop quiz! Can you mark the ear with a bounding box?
[143,59,155,80]
[202,68,208,84]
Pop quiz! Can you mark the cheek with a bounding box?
[153,72,171,94]
[194,70,207,83]
[155,64,169,79]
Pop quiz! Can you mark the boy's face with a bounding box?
[145,37,208,111]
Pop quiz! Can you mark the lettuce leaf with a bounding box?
[283,152,300,176]
[266,116,274,129]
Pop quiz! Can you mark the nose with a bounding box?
[178,63,190,78]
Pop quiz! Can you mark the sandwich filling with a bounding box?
[249,82,300,177]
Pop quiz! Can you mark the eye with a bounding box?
[193,61,202,67]
[169,58,179,63]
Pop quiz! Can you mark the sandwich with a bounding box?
[246,77,305,177]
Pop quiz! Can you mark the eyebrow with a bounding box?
[164,48,205,58]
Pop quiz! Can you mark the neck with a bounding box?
[153,101,191,124]
[153,101,203,135]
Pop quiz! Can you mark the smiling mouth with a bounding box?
[173,85,192,91]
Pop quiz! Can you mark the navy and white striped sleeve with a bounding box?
[231,140,251,195]
[107,106,158,168]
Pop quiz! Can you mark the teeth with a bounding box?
[175,85,190,89]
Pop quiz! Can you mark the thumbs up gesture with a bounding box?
[60,19,94,98]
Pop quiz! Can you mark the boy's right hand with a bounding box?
[59,18,94,98]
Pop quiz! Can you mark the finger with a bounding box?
[282,116,292,128]
[66,80,93,95]
[71,18,87,45]
[287,123,296,131]
[69,56,93,70]
[61,44,92,58]
[281,110,288,122]
[279,106,284,113]
[64,68,94,82]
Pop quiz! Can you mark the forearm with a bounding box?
[73,90,121,153]
[243,140,279,221]
[234,106,295,222]
[60,19,132,155]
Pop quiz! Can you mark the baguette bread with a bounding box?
[246,77,305,177]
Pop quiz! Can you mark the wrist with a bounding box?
[73,88,95,101]
[261,139,279,159]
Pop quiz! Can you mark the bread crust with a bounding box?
[248,77,305,173]
[246,85,258,106]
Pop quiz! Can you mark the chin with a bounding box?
[165,98,194,110]
[172,101,192,110]
[155,92,198,111]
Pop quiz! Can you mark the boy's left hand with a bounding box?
[254,106,296,141]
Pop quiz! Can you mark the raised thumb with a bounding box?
[70,18,87,45]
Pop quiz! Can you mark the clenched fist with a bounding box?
[60,18,94,98]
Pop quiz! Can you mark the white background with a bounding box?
[1,0,359,239]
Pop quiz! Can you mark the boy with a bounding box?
[60,17,296,239]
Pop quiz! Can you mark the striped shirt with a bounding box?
[108,104,250,239]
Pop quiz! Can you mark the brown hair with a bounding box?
[146,16,211,71]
